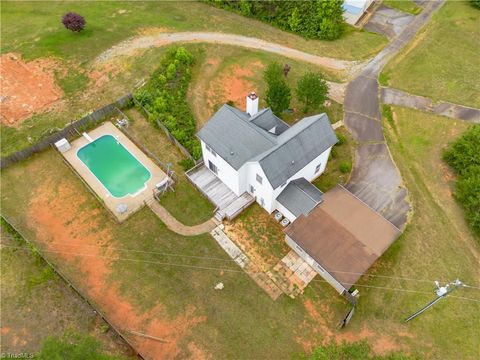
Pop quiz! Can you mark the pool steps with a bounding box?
[82,132,94,143]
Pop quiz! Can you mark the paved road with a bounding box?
[344,0,445,229]
[381,87,480,123]
[95,31,360,72]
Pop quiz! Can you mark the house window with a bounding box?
[249,185,255,193]
[258,197,265,207]
[256,174,263,184]
[315,163,322,174]
[208,160,218,175]
[295,244,305,254]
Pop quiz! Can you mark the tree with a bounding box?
[472,0,480,9]
[266,80,291,115]
[263,62,284,85]
[316,0,345,40]
[296,72,329,112]
[61,12,86,32]
[264,62,291,115]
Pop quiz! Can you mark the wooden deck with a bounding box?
[186,164,254,220]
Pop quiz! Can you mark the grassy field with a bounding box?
[1,106,479,358]
[0,220,132,357]
[383,0,422,15]
[123,108,214,226]
[381,1,480,107]
[187,44,345,130]
[1,0,382,157]
[1,1,386,63]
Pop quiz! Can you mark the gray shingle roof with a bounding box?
[197,105,276,170]
[197,106,337,181]
[277,178,323,218]
[257,114,338,188]
[250,109,289,135]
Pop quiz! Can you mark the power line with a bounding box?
[3,238,479,289]
[2,243,480,304]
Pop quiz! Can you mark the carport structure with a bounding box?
[284,185,401,303]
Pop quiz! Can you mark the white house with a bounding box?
[197,92,338,222]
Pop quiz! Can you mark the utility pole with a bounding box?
[404,279,463,322]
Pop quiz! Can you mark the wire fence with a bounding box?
[0,94,133,169]
[132,97,198,163]
[0,215,144,359]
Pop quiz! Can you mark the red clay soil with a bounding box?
[0,53,62,126]
[207,62,263,113]
[27,179,206,359]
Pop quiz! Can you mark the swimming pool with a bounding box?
[77,135,151,198]
[343,3,363,15]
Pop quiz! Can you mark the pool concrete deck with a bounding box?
[61,122,167,221]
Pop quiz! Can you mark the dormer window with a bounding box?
[315,163,322,174]
[256,174,263,184]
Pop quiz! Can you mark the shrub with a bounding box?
[336,133,346,146]
[443,125,480,236]
[472,0,480,9]
[179,158,196,171]
[339,161,352,174]
[296,72,329,112]
[61,12,86,32]
[206,0,346,40]
[134,47,201,159]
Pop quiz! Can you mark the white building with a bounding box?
[197,93,338,222]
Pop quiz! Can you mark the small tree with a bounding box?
[266,80,291,115]
[263,62,284,85]
[62,12,86,32]
[296,72,329,112]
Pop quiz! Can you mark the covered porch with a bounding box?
[186,163,254,221]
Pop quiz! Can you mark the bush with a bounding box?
[472,0,480,9]
[134,47,201,159]
[339,161,352,174]
[264,62,291,115]
[443,125,480,236]
[206,0,346,40]
[296,72,329,112]
[336,133,346,145]
[61,12,86,32]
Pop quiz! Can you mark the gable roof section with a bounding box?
[197,105,276,170]
[258,114,337,189]
[250,109,290,135]
[284,186,401,289]
[277,178,323,218]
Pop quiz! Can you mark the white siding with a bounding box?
[276,202,297,223]
[285,235,346,294]
[245,162,276,212]
[201,140,241,195]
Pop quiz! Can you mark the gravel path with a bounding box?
[95,31,362,73]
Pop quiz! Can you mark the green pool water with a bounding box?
[77,135,151,198]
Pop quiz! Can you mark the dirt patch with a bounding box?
[207,62,264,114]
[187,341,209,360]
[26,178,205,359]
[89,61,122,88]
[0,53,62,126]
[299,299,403,356]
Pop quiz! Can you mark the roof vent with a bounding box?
[230,151,235,156]
[291,160,295,165]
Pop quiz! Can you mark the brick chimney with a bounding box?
[246,92,259,116]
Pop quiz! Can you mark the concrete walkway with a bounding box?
[381,87,480,123]
[95,31,360,73]
[148,201,216,236]
[344,0,445,229]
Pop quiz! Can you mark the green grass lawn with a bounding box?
[381,1,480,107]
[1,1,386,63]
[313,127,355,192]
[383,0,422,15]
[0,220,131,357]
[123,108,214,226]
[1,109,479,357]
